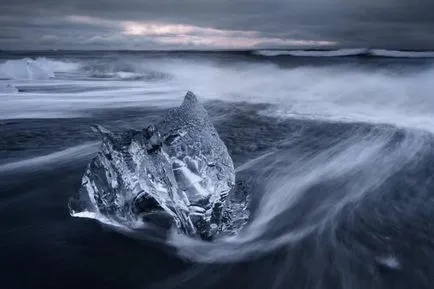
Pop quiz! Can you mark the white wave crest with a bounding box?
[34,57,80,72]
[253,48,367,57]
[370,49,434,58]
[254,48,434,58]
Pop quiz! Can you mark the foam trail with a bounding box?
[0,86,182,119]
[166,125,429,263]
[71,211,146,229]
[0,142,99,174]
[235,150,276,173]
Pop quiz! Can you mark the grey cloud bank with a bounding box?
[1,0,434,50]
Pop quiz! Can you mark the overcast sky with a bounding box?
[1,0,434,50]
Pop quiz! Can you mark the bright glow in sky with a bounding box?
[65,15,336,49]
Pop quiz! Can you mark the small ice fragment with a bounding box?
[0,58,55,80]
[0,84,18,93]
[376,255,401,269]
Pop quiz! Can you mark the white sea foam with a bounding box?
[2,56,434,134]
[163,59,434,133]
[2,55,434,136]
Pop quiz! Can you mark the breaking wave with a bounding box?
[81,57,172,81]
[254,48,434,58]
[254,48,367,57]
[370,49,434,58]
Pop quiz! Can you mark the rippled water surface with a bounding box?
[2,51,434,289]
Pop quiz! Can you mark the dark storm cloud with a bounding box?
[1,0,434,50]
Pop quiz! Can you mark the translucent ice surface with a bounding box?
[69,91,249,239]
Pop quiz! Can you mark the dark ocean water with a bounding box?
[2,51,434,289]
